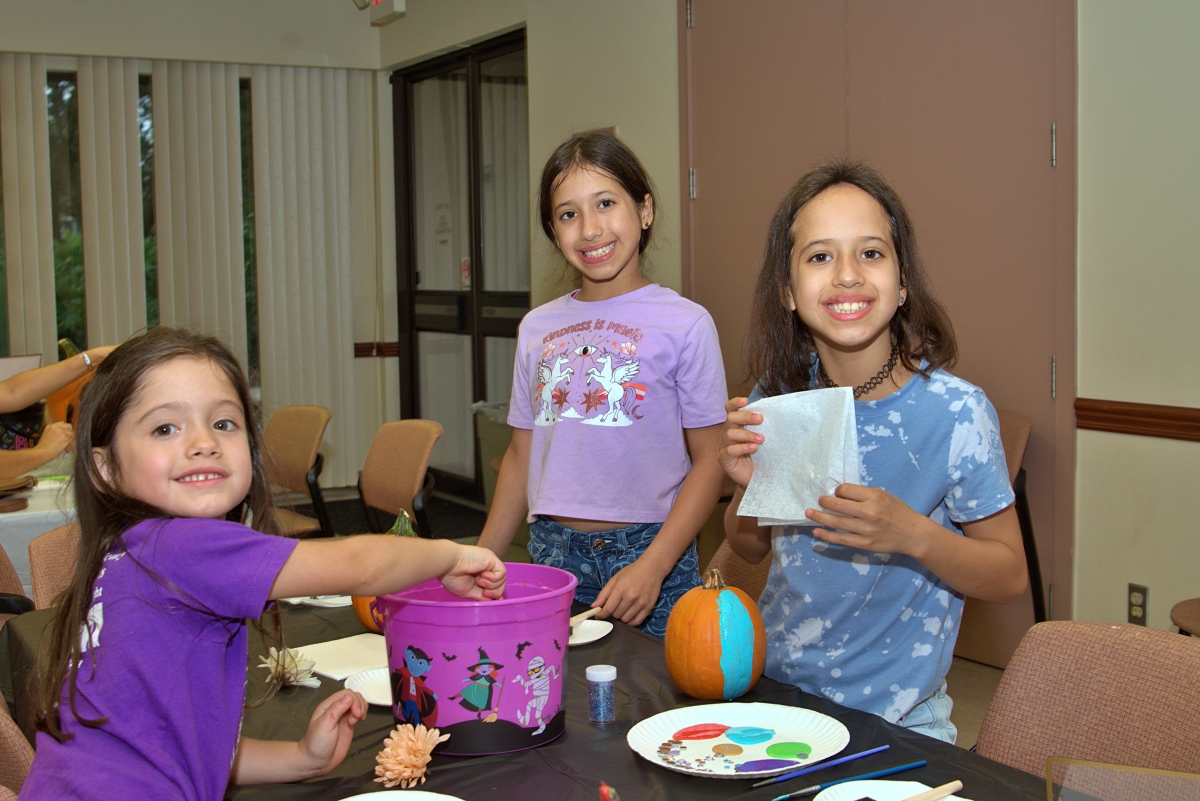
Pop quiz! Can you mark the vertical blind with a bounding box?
[151,61,248,367]
[0,54,57,359]
[252,66,371,488]
[77,57,146,345]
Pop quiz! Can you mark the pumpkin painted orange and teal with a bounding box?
[664,568,767,701]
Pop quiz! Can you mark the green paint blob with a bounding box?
[765,741,812,759]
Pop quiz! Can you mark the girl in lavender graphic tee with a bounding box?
[720,163,1025,742]
[478,131,728,637]
[22,328,506,800]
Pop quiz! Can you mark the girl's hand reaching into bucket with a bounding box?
[719,397,762,490]
[440,543,507,600]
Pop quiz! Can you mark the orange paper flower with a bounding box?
[374,723,450,789]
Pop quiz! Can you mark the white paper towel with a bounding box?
[300,633,388,680]
[737,387,860,526]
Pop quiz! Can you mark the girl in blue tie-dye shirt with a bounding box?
[720,162,1025,743]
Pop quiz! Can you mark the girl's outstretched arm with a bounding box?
[476,427,532,558]
[719,398,771,564]
[592,422,726,627]
[806,487,1027,604]
[230,689,367,784]
[270,537,506,601]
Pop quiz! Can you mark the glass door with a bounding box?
[394,32,529,499]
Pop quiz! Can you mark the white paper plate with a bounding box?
[815,780,972,801]
[570,619,613,646]
[345,667,391,706]
[627,702,849,779]
[339,792,463,801]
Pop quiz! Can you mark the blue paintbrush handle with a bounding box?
[819,760,928,789]
[757,744,891,786]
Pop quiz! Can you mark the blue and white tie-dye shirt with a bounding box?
[752,367,1014,724]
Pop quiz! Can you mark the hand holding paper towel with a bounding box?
[737,387,861,526]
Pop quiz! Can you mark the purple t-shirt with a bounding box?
[509,284,727,522]
[21,518,297,801]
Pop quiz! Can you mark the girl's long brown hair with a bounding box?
[36,327,285,741]
[746,161,957,398]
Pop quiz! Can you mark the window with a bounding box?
[46,73,86,349]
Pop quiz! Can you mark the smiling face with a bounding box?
[786,183,906,364]
[550,166,653,301]
[93,356,252,520]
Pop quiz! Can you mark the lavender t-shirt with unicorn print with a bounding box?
[509,283,727,523]
[753,368,1014,724]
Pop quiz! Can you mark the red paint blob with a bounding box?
[673,723,731,740]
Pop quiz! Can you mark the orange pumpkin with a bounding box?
[352,594,381,633]
[664,568,766,701]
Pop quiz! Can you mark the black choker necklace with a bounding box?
[818,344,899,399]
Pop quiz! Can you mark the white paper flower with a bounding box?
[257,647,321,688]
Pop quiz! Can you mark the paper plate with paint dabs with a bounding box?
[626,702,849,779]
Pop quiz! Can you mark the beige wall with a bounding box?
[1075,1,1200,629]
[380,0,682,307]
[0,0,379,69]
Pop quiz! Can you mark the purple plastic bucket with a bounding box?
[371,563,577,756]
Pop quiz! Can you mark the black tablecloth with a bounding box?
[4,604,1045,800]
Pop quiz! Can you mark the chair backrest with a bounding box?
[0,548,27,630]
[702,540,771,602]
[29,523,81,610]
[0,698,32,793]
[360,420,444,521]
[975,620,1200,776]
[996,409,1032,484]
[261,406,332,496]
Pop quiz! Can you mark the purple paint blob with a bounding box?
[734,758,799,772]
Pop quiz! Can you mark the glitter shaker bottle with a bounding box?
[586,664,617,723]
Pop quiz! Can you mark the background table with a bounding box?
[4,603,1045,800]
[0,477,74,595]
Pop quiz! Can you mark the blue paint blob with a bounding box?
[725,726,775,745]
[717,589,755,699]
[734,758,798,772]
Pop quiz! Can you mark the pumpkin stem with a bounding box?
[702,568,727,590]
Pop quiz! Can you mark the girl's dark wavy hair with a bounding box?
[537,128,657,256]
[746,160,957,398]
[36,327,285,741]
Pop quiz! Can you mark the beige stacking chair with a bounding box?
[29,523,81,609]
[359,420,443,537]
[261,405,334,538]
[976,620,1200,776]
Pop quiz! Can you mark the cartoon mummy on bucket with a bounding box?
[511,655,560,735]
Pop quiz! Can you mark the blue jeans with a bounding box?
[898,681,957,744]
[527,517,701,638]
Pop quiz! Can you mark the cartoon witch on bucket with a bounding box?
[449,648,504,723]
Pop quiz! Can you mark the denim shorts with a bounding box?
[527,517,701,638]
[898,681,957,744]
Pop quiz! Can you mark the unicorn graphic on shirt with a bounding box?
[582,353,643,426]
[535,355,573,425]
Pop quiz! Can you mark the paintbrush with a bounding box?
[750,744,890,788]
[769,760,927,801]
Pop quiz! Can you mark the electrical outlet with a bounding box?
[1128,583,1148,626]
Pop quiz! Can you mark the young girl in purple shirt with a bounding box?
[22,328,506,800]
[477,131,728,637]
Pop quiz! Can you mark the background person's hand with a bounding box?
[34,422,74,458]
